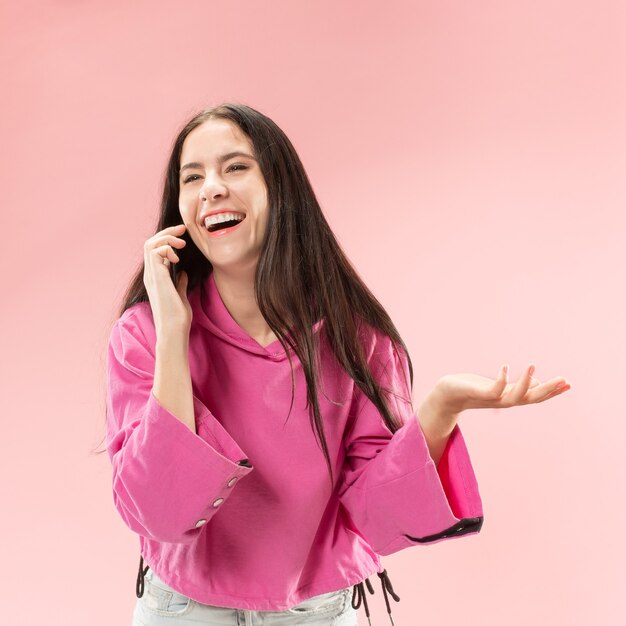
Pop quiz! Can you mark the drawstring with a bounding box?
[136,554,150,598]
[351,568,400,625]
[377,569,401,624]
[136,552,400,623]
[352,576,375,625]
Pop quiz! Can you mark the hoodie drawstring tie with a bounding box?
[351,568,400,625]
[351,576,375,624]
[136,554,149,598]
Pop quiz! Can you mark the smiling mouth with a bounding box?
[204,213,247,232]
[207,219,243,233]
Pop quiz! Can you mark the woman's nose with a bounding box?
[199,174,228,201]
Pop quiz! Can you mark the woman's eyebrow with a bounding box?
[179,151,257,174]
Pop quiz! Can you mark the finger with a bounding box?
[145,234,187,249]
[144,225,186,247]
[153,244,180,264]
[492,364,509,393]
[507,363,535,404]
[165,224,186,233]
[474,364,509,401]
[527,378,571,403]
[531,382,571,403]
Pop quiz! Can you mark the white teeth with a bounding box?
[204,212,245,229]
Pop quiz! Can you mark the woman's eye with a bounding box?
[182,174,200,184]
[226,163,248,173]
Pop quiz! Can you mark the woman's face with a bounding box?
[178,118,269,275]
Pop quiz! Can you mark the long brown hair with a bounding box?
[97,102,414,489]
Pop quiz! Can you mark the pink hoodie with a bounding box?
[105,271,483,618]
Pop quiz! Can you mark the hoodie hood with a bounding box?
[189,271,324,362]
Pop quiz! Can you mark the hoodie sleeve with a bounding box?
[105,310,254,544]
[336,332,484,556]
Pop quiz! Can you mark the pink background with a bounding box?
[2,1,624,623]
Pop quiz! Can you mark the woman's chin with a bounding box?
[204,252,261,277]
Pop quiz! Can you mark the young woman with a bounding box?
[104,103,570,625]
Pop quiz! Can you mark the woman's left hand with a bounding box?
[432,363,572,417]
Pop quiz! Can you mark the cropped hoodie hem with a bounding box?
[136,554,406,622]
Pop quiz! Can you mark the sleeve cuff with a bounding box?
[435,422,483,519]
[146,391,254,470]
[362,418,483,555]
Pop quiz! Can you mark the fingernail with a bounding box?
[528,365,535,376]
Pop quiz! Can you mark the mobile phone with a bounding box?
[170,258,178,284]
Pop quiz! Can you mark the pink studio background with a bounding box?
[2,1,624,624]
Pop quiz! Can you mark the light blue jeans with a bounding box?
[132,567,358,625]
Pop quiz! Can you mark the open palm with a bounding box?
[435,364,571,415]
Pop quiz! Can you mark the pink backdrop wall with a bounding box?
[2,1,624,623]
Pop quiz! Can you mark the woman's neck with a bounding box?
[212,269,278,348]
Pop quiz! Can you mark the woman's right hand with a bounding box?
[143,223,191,336]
